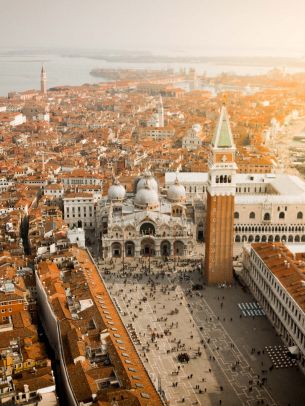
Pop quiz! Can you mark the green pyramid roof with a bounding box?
[211,106,234,148]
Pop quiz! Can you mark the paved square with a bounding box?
[98,257,305,406]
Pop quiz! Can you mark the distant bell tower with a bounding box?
[40,64,47,94]
[204,105,237,285]
[157,94,164,127]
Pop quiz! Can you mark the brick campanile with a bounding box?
[40,64,47,95]
[204,105,237,285]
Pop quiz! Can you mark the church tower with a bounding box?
[157,94,164,127]
[40,64,47,95]
[204,105,237,285]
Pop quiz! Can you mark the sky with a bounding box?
[1,0,305,56]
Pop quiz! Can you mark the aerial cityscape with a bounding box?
[1,1,305,405]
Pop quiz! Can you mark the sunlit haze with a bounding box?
[1,0,305,56]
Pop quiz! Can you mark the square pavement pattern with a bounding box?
[265,345,297,368]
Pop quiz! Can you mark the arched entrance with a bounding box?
[141,238,155,256]
[197,223,204,241]
[174,240,185,256]
[140,222,155,236]
[160,240,171,257]
[111,242,122,257]
[125,241,135,257]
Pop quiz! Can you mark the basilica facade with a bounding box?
[99,172,196,259]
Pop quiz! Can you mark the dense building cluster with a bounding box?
[1,67,305,402]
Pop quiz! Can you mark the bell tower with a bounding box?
[40,64,47,95]
[204,105,237,285]
[157,94,164,127]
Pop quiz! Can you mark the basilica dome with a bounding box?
[167,178,186,202]
[108,179,126,201]
[136,170,158,192]
[135,182,159,209]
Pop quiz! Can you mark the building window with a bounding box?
[264,213,270,221]
[279,212,285,219]
[249,212,255,219]
[234,212,239,219]
[297,211,303,219]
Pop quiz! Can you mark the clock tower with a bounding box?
[204,105,237,285]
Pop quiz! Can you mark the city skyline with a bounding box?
[2,2,305,404]
[1,0,305,57]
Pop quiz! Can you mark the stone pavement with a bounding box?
[99,258,296,405]
[180,284,275,405]
[105,273,216,405]
[180,270,305,406]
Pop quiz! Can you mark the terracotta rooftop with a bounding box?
[37,246,163,405]
[252,243,305,312]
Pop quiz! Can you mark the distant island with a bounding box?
[64,51,305,68]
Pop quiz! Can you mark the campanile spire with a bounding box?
[204,105,237,284]
[40,64,47,95]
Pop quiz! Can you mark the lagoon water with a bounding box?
[1,51,305,97]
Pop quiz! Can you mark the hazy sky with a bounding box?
[1,0,305,56]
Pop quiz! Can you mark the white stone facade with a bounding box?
[242,244,305,371]
[64,193,98,230]
[67,227,86,248]
[166,172,305,243]
[182,124,204,150]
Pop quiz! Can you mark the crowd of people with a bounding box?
[100,257,276,405]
